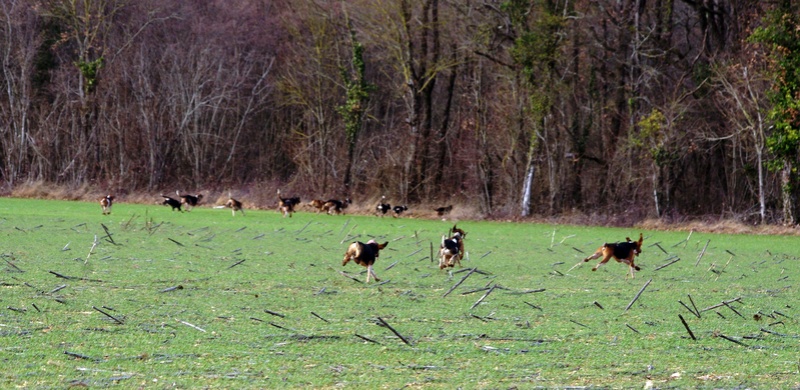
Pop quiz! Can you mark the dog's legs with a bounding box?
[366,264,380,282]
[592,254,613,271]
[583,249,603,263]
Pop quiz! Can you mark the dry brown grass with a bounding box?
[10,181,93,201]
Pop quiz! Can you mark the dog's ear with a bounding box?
[377,242,388,250]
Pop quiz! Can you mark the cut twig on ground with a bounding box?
[626,323,640,333]
[100,223,117,245]
[654,256,680,271]
[296,221,312,234]
[177,319,206,332]
[593,301,604,310]
[85,235,99,263]
[723,301,744,318]
[159,285,183,293]
[570,319,589,328]
[311,312,329,323]
[695,240,710,266]
[718,334,748,347]
[679,300,701,318]
[443,268,477,297]
[167,238,185,247]
[624,278,652,312]
[225,259,246,270]
[678,314,696,340]
[687,294,700,316]
[92,306,124,325]
[338,271,364,284]
[64,351,100,361]
[701,297,742,312]
[264,309,285,318]
[649,242,668,254]
[470,284,497,310]
[507,288,546,295]
[49,271,103,282]
[355,333,380,344]
[524,301,542,310]
[5,259,23,273]
[376,317,412,346]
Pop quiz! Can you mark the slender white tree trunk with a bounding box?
[520,161,535,217]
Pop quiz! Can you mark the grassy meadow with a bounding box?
[0,197,798,389]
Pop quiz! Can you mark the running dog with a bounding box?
[583,233,644,278]
[177,191,203,211]
[308,199,326,213]
[376,196,391,216]
[439,225,466,269]
[161,195,183,212]
[277,189,301,218]
[323,198,351,215]
[224,197,245,216]
[435,205,453,218]
[100,195,114,215]
[342,240,389,283]
[392,205,408,218]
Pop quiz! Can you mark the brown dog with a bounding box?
[308,199,326,213]
[277,189,300,218]
[323,198,351,215]
[100,195,114,215]
[177,191,203,211]
[225,197,245,216]
[435,205,453,218]
[583,233,643,278]
[342,240,388,282]
[439,225,466,269]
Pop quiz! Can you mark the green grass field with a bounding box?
[0,197,797,389]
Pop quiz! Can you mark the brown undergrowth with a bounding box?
[4,181,798,235]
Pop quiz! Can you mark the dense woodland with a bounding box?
[1,0,799,224]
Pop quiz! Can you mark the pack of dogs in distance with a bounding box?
[97,191,644,281]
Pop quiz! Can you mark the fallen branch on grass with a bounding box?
[470,284,497,310]
[376,317,412,346]
[718,334,748,347]
[225,259,246,270]
[678,314,696,340]
[264,309,285,318]
[92,306,124,325]
[694,239,710,266]
[654,256,680,271]
[177,319,206,332]
[700,297,742,312]
[338,271,364,284]
[49,271,103,282]
[64,351,100,361]
[355,333,380,344]
[311,312,329,323]
[442,268,477,298]
[624,278,652,312]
